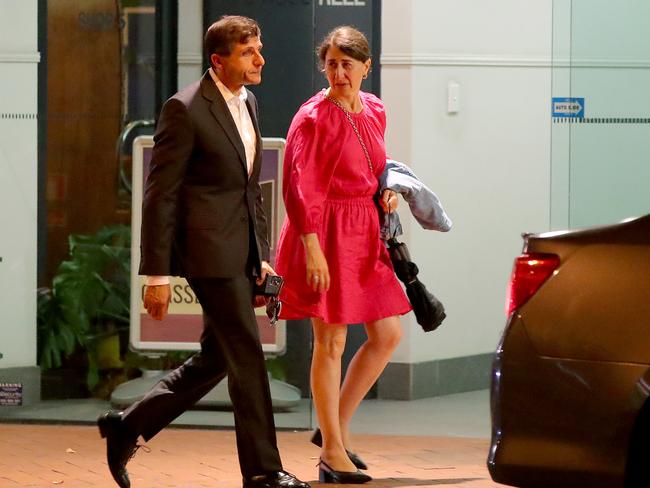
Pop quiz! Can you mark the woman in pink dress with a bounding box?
[275,26,412,484]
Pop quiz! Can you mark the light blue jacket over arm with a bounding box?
[378,159,452,240]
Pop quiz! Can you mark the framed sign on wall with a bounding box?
[129,135,287,356]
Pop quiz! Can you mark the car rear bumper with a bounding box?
[488,314,633,488]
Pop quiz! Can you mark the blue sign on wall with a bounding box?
[552,97,585,118]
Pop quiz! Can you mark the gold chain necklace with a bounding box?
[325,94,374,173]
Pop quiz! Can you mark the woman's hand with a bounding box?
[380,189,398,213]
[301,233,330,293]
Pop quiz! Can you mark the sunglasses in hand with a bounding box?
[266,297,282,326]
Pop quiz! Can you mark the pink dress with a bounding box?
[275,90,411,324]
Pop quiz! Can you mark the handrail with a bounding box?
[117,119,155,194]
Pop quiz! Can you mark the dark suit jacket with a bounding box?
[139,71,270,278]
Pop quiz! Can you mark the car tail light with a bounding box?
[505,253,560,316]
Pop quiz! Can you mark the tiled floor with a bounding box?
[0,390,502,487]
[0,425,503,487]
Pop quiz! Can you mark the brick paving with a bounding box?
[0,424,505,487]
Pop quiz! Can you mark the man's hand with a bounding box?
[143,284,171,321]
[253,261,276,308]
[256,260,276,286]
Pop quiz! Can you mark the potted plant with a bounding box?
[37,225,131,395]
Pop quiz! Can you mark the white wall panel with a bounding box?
[410,0,550,58]
[0,1,39,368]
[178,0,203,89]
[0,0,38,52]
[382,0,553,363]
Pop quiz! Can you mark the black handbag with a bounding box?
[386,237,446,332]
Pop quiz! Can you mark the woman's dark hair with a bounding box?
[317,26,371,65]
[204,15,260,59]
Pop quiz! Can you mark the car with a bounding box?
[488,214,650,488]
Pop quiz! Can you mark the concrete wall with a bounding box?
[379,0,553,396]
[0,0,557,400]
[0,0,39,369]
[552,0,650,230]
[178,0,203,89]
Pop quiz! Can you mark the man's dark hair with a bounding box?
[204,15,260,62]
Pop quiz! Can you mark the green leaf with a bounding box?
[86,350,100,391]
[37,224,133,391]
[58,325,76,354]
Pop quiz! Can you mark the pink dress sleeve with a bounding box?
[359,91,389,169]
[361,91,387,133]
[282,105,338,235]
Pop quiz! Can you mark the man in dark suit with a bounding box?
[97,16,309,488]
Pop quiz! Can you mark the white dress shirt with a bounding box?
[146,70,258,287]
[210,68,257,176]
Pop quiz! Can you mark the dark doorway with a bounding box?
[204,0,381,138]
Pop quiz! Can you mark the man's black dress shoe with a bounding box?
[310,428,368,470]
[97,411,139,488]
[243,470,311,488]
[318,459,372,484]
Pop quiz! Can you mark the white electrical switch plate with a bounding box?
[448,81,460,113]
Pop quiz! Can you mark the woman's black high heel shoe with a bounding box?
[318,459,372,484]
[311,428,368,470]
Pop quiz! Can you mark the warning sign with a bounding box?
[0,383,23,406]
